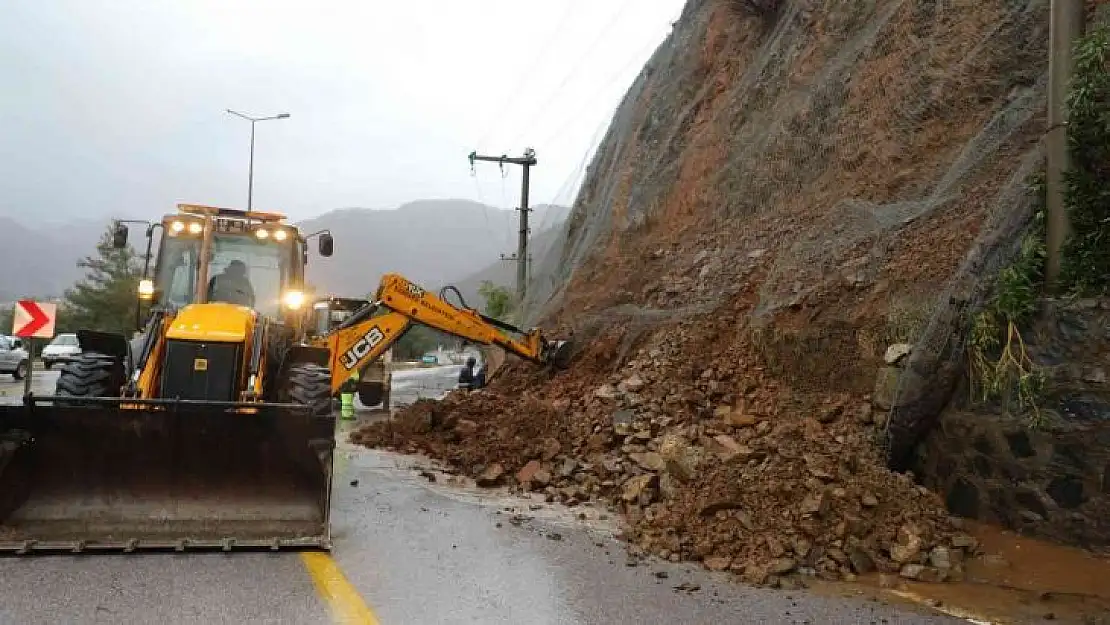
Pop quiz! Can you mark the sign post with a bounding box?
[12,300,57,400]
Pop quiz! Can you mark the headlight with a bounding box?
[282,290,305,310]
[187,222,203,234]
[170,221,185,233]
[255,228,269,240]
[273,228,288,241]
[138,279,155,299]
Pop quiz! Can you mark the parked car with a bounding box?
[41,333,80,369]
[0,335,29,380]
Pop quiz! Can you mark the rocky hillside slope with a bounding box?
[357,0,1058,585]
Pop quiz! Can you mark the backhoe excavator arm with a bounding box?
[320,273,568,395]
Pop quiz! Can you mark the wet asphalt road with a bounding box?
[0,365,966,624]
[0,366,58,404]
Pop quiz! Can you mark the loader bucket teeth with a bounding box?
[0,401,335,553]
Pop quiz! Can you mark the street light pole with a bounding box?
[226,109,290,213]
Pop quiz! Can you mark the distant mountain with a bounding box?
[0,200,569,306]
[0,217,109,301]
[299,199,569,298]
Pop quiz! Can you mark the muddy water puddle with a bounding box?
[812,522,1110,624]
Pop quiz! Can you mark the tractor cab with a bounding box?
[117,204,333,325]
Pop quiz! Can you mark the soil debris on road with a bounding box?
[351,316,965,588]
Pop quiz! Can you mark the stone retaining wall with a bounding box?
[915,298,1110,547]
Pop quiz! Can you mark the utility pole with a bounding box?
[1045,0,1085,288]
[469,148,538,304]
[226,109,291,213]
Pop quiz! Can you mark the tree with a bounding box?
[478,281,514,321]
[61,223,143,336]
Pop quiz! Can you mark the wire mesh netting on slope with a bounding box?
[521,0,1050,468]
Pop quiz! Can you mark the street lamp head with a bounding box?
[277,113,291,119]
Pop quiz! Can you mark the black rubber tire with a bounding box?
[283,363,333,417]
[55,352,124,405]
[13,360,27,380]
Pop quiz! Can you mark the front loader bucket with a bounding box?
[0,399,335,553]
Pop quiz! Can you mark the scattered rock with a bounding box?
[622,474,655,503]
[704,556,732,571]
[884,343,913,366]
[541,438,562,461]
[800,492,829,517]
[476,464,505,487]
[861,493,879,508]
[726,408,758,428]
[890,525,924,564]
[899,563,926,580]
[951,534,979,552]
[612,409,636,432]
[619,375,646,393]
[848,547,876,574]
[532,469,552,487]
[929,546,952,570]
[454,419,480,437]
[630,452,667,472]
[595,385,619,400]
[558,458,579,478]
[769,558,798,575]
[1083,367,1107,384]
[516,461,543,485]
[658,434,701,482]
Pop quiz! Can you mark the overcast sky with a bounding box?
[0,0,684,227]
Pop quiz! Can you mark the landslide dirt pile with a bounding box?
[355,310,972,585]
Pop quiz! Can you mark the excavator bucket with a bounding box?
[547,339,575,370]
[0,399,335,553]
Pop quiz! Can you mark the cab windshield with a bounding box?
[155,233,294,318]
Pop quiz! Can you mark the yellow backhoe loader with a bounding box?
[0,203,569,554]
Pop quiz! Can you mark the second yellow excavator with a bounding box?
[314,275,572,396]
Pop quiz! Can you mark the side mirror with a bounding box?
[318,232,334,257]
[112,222,129,249]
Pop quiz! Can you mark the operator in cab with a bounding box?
[208,259,255,307]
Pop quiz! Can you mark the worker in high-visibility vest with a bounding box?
[340,367,359,420]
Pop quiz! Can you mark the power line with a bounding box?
[505,0,638,149]
[535,112,612,234]
[532,28,667,151]
[474,0,579,149]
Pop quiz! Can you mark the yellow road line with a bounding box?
[301,552,381,625]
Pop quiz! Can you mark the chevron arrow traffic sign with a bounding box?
[13,300,56,339]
